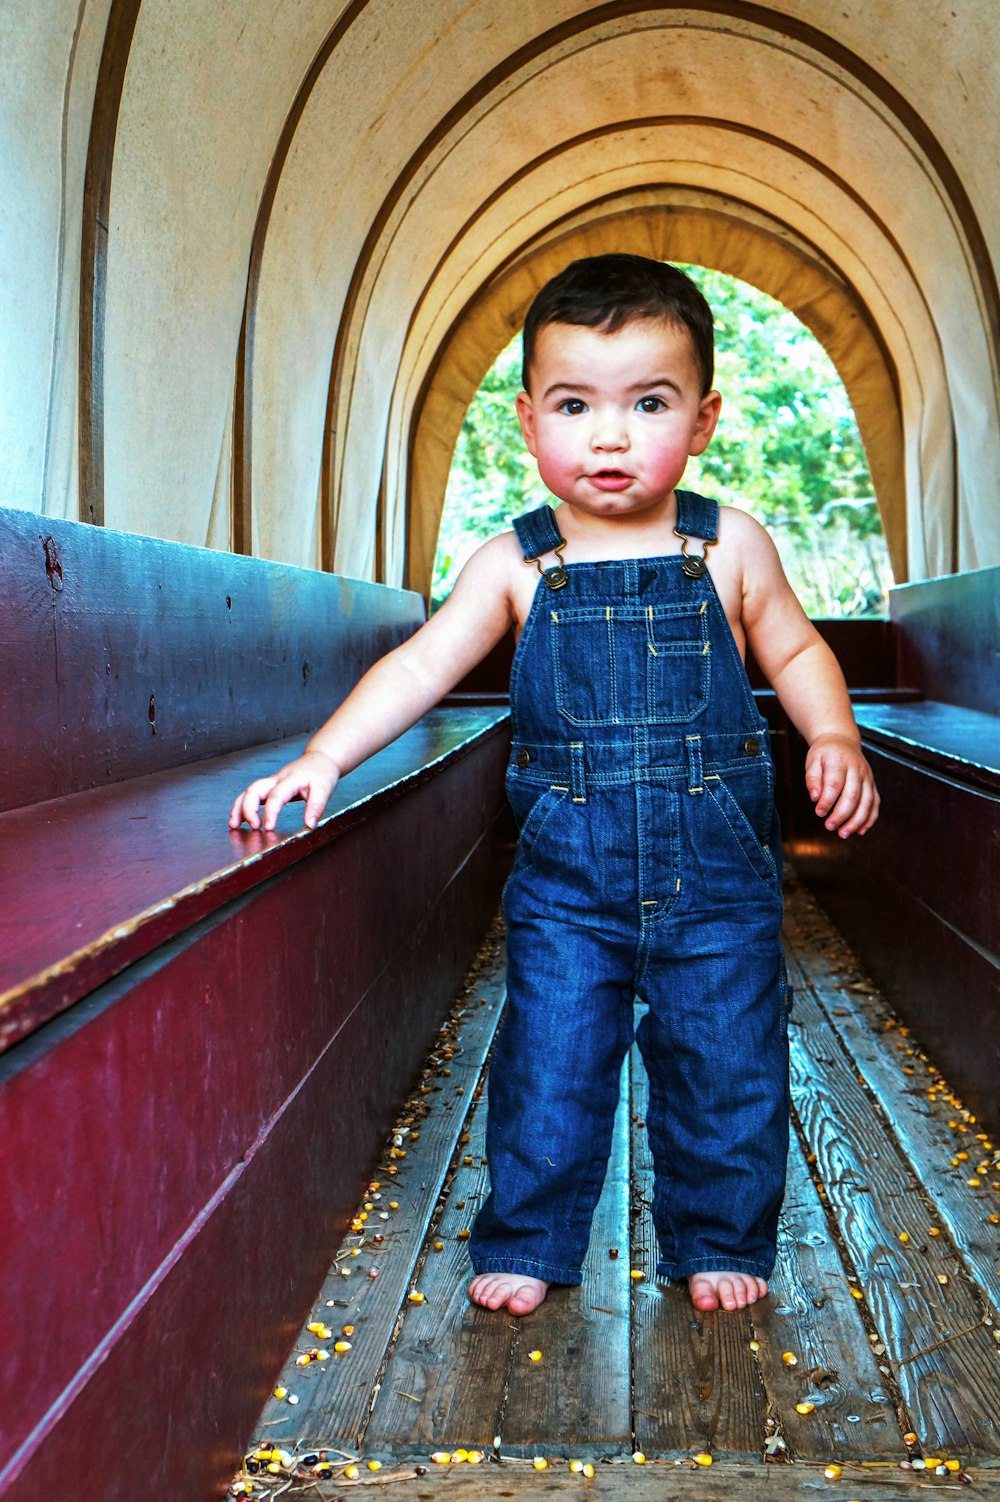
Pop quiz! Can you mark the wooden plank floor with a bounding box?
[229,878,1000,1500]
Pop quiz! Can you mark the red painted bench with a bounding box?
[0,508,511,1502]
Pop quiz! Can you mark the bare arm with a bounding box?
[737,512,880,838]
[229,535,518,831]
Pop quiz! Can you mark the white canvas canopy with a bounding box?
[1,0,997,592]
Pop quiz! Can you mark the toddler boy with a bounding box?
[230,253,879,1316]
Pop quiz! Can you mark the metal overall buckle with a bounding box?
[674,528,715,579]
[534,540,569,590]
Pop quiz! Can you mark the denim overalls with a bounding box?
[469,491,791,1285]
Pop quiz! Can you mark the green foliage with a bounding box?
[432,266,891,617]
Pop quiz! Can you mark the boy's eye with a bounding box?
[556,398,587,416]
[636,395,667,414]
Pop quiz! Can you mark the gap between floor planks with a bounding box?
[238,879,1000,1486]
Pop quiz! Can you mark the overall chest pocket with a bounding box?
[550,603,710,725]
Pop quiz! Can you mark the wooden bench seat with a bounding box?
[0,506,513,1502]
[852,698,1000,790]
[0,707,507,1051]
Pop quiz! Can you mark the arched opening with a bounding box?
[432,266,891,618]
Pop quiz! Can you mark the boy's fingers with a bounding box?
[822,767,860,830]
[836,780,876,838]
[813,758,845,817]
[229,778,274,830]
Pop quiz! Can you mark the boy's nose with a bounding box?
[591,411,629,449]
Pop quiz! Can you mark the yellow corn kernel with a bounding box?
[342,1324,355,1335]
[528,1349,543,1362]
[632,1451,646,1463]
[367,1460,382,1471]
[433,1240,444,1251]
[344,1464,359,1480]
[748,1339,760,1352]
[295,1354,311,1367]
[533,1457,548,1470]
[334,1339,352,1353]
[452,1449,469,1461]
[467,1450,484,1464]
[898,1232,909,1243]
[928,1227,941,1236]
[457,1228,471,1240]
[694,1452,713,1466]
[630,1268,644,1281]
[825,1463,842,1479]
[431,1451,451,1464]
[569,1459,584,1473]
[945,1459,962,1472]
[782,1351,798,1366]
[849,1287,863,1299]
[795,1402,815,1414]
[903,1432,918,1444]
[583,1462,596,1477]
[273,1386,287,1400]
[389,1201,399,1210]
[407,1290,425,1304]
[923,1456,942,1467]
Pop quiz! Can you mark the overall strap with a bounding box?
[513,505,569,590]
[673,490,719,580]
[674,489,719,542]
[513,504,565,560]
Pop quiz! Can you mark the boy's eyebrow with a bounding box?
[542,376,684,399]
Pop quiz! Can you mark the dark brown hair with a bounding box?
[522,253,715,395]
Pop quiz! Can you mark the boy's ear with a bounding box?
[689,389,722,457]
[515,390,538,457]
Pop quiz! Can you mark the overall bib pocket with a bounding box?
[550,603,710,725]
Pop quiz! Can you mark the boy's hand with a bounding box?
[229,749,340,833]
[805,733,880,838]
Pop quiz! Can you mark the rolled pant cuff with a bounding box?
[469,1252,582,1285]
[657,1254,774,1281]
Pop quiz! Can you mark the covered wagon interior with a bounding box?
[1,3,998,1499]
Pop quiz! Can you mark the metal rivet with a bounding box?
[744,736,760,756]
[517,749,531,768]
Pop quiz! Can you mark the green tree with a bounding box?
[432,267,891,616]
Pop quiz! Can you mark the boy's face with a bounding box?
[516,317,720,521]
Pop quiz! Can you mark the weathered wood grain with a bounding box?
[251,936,506,1454]
[759,1116,902,1461]
[785,947,1000,1458]
[501,1062,632,1458]
[631,1047,767,1462]
[361,1079,511,1455]
[783,881,1000,1319]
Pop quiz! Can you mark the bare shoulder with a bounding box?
[717,504,788,600]
[433,528,521,628]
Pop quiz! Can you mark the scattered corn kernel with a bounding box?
[929,1227,941,1236]
[945,1459,962,1471]
[431,1451,451,1464]
[344,1464,359,1479]
[342,1324,355,1335]
[923,1456,942,1467]
[632,1451,646,1464]
[795,1402,815,1414]
[452,1450,469,1462]
[334,1339,352,1353]
[898,1232,909,1243]
[693,1452,713,1467]
[849,1287,863,1299]
[968,1178,982,1187]
[314,1349,329,1362]
[528,1349,543,1362]
[937,1273,950,1285]
[408,1290,426,1304]
[583,1462,596,1477]
[467,1450,484,1464]
[903,1432,918,1444]
[457,1228,471,1240]
[630,1268,644,1281]
[748,1339,760,1352]
[295,1354,311,1366]
[367,1460,382,1471]
[533,1457,548,1470]
[266,1464,281,1476]
[782,1351,798,1366]
[389,1201,399,1210]
[825,1463,843,1479]
[434,1240,444,1251]
[569,1459,584,1473]
[273,1386,287,1400]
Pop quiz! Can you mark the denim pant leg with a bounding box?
[469,913,634,1285]
[635,899,790,1282]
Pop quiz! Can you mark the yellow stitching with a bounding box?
[676,878,682,891]
[642,900,657,906]
[703,641,710,654]
[705,773,721,780]
[699,600,708,614]
[570,742,584,748]
[689,785,704,794]
[550,784,569,791]
[572,796,586,803]
[648,643,657,655]
[606,606,612,620]
[550,610,559,622]
[647,605,653,619]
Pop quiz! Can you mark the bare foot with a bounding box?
[468,1273,549,1314]
[688,1272,768,1312]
